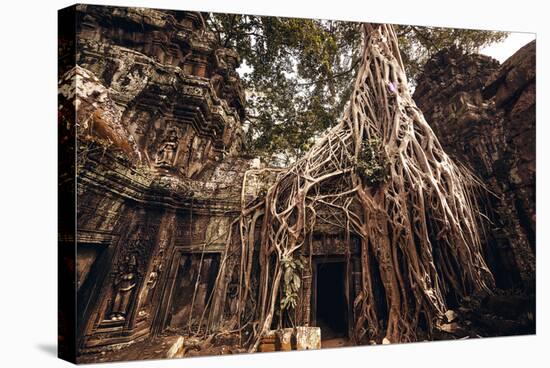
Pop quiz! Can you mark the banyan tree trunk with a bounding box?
[209,23,495,350]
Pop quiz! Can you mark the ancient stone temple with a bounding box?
[58,4,535,363]
[58,5,254,360]
[59,7,371,360]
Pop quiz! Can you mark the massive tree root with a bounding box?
[205,23,495,350]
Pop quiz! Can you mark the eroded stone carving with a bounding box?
[108,254,138,321]
[138,260,163,317]
[211,48,245,118]
[155,128,179,168]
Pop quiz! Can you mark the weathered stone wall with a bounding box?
[59,5,254,357]
[413,42,536,289]
[74,4,246,175]
[61,5,536,358]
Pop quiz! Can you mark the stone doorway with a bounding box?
[162,252,221,332]
[313,258,350,343]
[76,242,110,338]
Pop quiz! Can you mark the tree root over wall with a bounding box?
[201,23,495,352]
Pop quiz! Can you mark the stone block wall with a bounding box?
[413,42,536,288]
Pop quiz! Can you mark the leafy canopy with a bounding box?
[206,14,507,165]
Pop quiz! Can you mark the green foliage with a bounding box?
[207,14,508,164]
[395,25,508,82]
[354,138,390,186]
[280,255,304,311]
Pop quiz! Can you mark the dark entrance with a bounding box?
[76,242,109,338]
[315,261,348,340]
[166,253,220,330]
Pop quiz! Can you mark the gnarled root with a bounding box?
[207,23,495,350]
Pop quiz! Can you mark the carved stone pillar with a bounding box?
[301,258,313,326]
[138,208,178,331]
